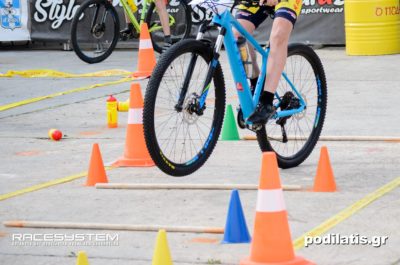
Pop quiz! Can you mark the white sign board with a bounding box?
[0,0,30,41]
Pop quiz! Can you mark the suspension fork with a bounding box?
[91,3,101,29]
[199,27,225,108]
[174,25,225,112]
[174,52,199,112]
[91,2,111,30]
[101,7,109,25]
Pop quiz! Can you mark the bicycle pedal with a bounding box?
[120,32,137,41]
[120,33,129,41]
[131,31,139,39]
[249,123,263,132]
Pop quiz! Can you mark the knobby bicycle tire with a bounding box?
[143,40,226,176]
[256,43,328,168]
[71,0,119,64]
[145,0,192,53]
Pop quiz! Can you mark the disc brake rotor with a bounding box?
[92,24,105,39]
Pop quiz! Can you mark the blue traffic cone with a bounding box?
[222,189,251,244]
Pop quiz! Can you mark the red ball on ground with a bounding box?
[48,129,62,141]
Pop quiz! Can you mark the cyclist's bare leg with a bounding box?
[154,0,171,36]
[106,0,132,35]
[234,16,293,94]
[264,17,292,93]
[246,16,293,124]
[120,11,134,35]
[233,19,260,79]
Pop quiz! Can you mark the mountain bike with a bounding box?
[143,0,327,176]
[71,0,191,63]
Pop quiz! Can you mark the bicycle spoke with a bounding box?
[267,53,321,158]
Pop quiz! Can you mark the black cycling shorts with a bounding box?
[235,0,303,28]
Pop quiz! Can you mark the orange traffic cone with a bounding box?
[240,152,314,265]
[132,23,156,78]
[85,143,108,186]
[112,83,154,167]
[313,146,337,192]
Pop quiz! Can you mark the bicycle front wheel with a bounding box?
[71,0,119,64]
[146,0,191,53]
[256,44,327,168]
[143,40,226,176]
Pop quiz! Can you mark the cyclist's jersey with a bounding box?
[236,0,303,28]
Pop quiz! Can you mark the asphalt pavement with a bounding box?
[0,47,399,265]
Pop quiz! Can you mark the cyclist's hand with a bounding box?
[259,0,279,6]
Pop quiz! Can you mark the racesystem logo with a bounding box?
[11,233,119,247]
[301,0,344,15]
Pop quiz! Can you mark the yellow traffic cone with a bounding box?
[76,251,89,265]
[152,229,173,265]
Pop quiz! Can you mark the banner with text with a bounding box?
[28,0,345,44]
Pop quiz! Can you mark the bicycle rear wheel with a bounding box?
[146,0,191,53]
[143,40,226,176]
[71,0,119,64]
[256,44,327,168]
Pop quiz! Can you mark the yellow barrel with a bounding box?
[345,0,400,55]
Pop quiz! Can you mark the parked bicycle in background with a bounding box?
[71,0,191,63]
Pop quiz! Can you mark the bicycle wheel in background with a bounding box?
[256,44,327,168]
[71,0,119,64]
[143,40,226,176]
[146,0,191,53]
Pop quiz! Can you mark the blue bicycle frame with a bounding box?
[197,9,306,124]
